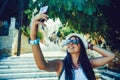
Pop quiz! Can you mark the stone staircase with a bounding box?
[0,51,120,80]
[0,51,65,80]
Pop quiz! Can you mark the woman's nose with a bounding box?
[69,42,74,45]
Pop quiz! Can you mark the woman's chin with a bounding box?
[68,50,75,54]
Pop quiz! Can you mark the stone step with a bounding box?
[101,70,120,79]
[0,61,36,65]
[0,57,64,66]
[0,68,102,74]
[8,77,58,80]
[0,52,66,62]
[0,71,101,80]
[94,69,104,73]
[101,74,116,80]
[19,51,66,57]
[1,55,65,59]
[0,65,37,69]
[0,57,64,62]
[0,61,37,65]
[0,68,41,74]
[0,72,57,79]
[0,52,119,80]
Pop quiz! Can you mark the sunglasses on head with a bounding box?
[63,39,79,46]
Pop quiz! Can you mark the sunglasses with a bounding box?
[62,39,79,46]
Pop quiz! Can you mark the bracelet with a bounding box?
[28,37,40,45]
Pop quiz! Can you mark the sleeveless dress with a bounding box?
[59,66,88,80]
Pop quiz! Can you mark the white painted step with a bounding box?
[8,77,58,80]
[0,68,104,74]
[0,72,57,79]
[0,52,65,79]
[0,65,37,69]
[0,68,41,74]
[0,57,64,62]
[2,52,116,80]
[0,61,36,65]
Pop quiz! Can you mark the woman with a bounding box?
[29,13,115,80]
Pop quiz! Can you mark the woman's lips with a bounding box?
[68,46,75,49]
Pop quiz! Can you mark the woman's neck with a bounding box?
[71,53,80,69]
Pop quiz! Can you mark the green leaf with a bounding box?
[95,0,111,6]
[74,0,85,11]
[83,4,96,15]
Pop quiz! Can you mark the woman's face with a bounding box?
[67,36,81,54]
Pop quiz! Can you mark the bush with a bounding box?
[22,26,44,39]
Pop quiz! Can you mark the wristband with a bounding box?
[28,37,40,45]
[90,44,94,50]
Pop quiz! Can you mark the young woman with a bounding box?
[29,13,115,80]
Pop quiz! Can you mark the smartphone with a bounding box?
[39,6,48,14]
[39,6,48,22]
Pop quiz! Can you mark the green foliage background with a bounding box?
[22,0,120,52]
[22,26,43,39]
[24,0,110,35]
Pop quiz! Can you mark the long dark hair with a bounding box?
[63,36,96,80]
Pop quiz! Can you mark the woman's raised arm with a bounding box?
[30,13,62,73]
[89,45,115,68]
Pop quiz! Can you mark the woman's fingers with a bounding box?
[30,13,48,28]
[37,21,46,26]
[34,13,49,21]
[41,17,48,21]
[30,21,46,37]
[31,21,46,29]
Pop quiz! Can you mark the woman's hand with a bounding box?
[30,13,48,40]
[88,42,94,50]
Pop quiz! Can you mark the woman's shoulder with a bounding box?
[55,59,64,76]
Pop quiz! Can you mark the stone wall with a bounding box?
[0,17,33,56]
[11,33,32,55]
[0,18,17,56]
